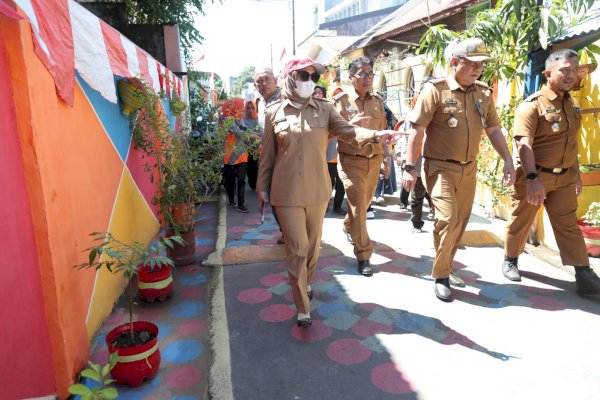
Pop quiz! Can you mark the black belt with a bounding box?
[536,165,567,175]
[425,157,473,165]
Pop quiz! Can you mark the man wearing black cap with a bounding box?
[402,38,516,301]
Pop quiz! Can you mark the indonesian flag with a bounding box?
[279,47,287,61]
[193,53,205,65]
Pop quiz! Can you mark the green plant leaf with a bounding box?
[81,368,101,381]
[68,384,92,395]
[101,387,119,399]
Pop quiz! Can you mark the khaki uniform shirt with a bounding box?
[513,85,581,169]
[257,97,378,206]
[409,76,501,163]
[333,91,385,157]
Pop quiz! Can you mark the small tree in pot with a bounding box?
[74,232,184,386]
[579,202,600,257]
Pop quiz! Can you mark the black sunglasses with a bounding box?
[296,70,320,83]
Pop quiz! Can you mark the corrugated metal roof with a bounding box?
[345,0,480,52]
[551,12,600,45]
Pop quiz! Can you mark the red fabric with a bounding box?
[30,0,74,105]
[157,64,164,92]
[221,98,244,119]
[100,20,129,77]
[0,1,22,19]
[136,47,153,87]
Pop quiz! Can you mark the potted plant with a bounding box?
[74,232,184,386]
[579,202,600,257]
[68,353,119,399]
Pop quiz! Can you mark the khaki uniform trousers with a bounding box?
[338,153,383,261]
[423,159,477,278]
[505,167,589,266]
[276,200,329,314]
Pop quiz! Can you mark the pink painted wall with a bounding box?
[0,32,56,399]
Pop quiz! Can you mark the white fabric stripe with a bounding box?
[121,34,140,78]
[147,56,161,94]
[13,0,52,58]
[70,1,117,103]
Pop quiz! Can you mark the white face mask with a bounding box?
[294,79,315,98]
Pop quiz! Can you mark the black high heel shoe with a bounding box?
[296,318,312,328]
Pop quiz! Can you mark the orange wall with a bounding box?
[2,18,126,397]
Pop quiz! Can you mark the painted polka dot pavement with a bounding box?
[83,201,218,399]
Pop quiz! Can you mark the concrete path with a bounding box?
[211,188,600,400]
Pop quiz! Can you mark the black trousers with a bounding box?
[224,163,247,206]
[246,155,258,191]
[328,162,345,210]
[410,177,432,229]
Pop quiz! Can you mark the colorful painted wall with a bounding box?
[0,1,183,398]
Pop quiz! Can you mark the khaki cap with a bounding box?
[452,38,492,61]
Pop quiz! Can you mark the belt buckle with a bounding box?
[460,161,468,165]
[552,167,563,173]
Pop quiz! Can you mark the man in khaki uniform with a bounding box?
[333,56,386,277]
[402,38,515,301]
[503,49,600,295]
[257,56,397,327]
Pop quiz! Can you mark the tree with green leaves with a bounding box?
[230,66,256,97]
[418,0,599,84]
[101,0,217,62]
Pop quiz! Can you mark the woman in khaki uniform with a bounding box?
[257,56,396,327]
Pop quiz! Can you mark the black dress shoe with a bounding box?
[575,268,600,295]
[307,290,313,300]
[297,318,312,328]
[334,208,347,215]
[357,260,373,277]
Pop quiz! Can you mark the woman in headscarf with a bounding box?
[256,56,396,328]
[222,98,249,212]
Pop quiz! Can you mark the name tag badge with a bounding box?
[448,116,458,128]
[546,108,557,113]
[551,122,560,132]
[445,98,457,105]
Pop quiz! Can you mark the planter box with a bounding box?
[581,170,600,186]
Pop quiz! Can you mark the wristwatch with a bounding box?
[404,165,416,172]
[526,172,538,180]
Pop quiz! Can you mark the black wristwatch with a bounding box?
[526,172,538,180]
[404,165,416,172]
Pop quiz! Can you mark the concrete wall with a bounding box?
[0,8,177,397]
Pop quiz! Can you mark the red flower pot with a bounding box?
[105,321,161,387]
[167,229,196,266]
[138,263,173,302]
[578,220,600,257]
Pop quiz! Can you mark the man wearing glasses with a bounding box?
[402,38,515,301]
[333,56,386,277]
[502,48,600,295]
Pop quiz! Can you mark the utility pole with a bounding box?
[291,0,296,55]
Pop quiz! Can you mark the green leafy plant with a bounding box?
[68,353,119,400]
[583,202,600,227]
[74,232,184,341]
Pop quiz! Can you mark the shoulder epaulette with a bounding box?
[474,80,492,90]
[429,77,447,85]
[265,98,282,109]
[524,92,542,102]
[332,91,348,101]
[372,92,385,101]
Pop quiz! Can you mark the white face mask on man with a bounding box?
[294,79,316,98]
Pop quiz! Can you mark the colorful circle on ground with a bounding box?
[154,321,173,338]
[170,300,206,318]
[237,287,273,303]
[259,304,295,322]
[260,273,288,286]
[326,338,372,365]
[291,320,333,342]
[351,318,393,338]
[162,338,203,363]
[371,363,415,394]
[178,320,206,336]
[180,286,204,299]
[165,365,202,389]
[179,274,208,286]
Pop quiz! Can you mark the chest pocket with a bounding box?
[541,111,563,133]
[273,117,291,151]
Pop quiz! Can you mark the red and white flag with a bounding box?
[193,53,205,65]
[209,72,215,90]
[279,47,287,61]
